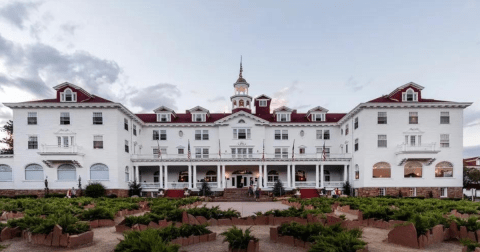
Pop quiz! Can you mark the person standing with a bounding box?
[71,187,76,198]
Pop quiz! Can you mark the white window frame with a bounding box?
[316,147,330,157]
[379,188,386,196]
[440,134,449,148]
[195,130,209,140]
[231,147,253,158]
[133,124,137,136]
[25,164,43,181]
[312,114,325,122]
[324,130,330,140]
[233,128,251,140]
[378,112,387,124]
[28,135,38,149]
[409,188,417,197]
[274,147,288,158]
[299,146,306,155]
[90,163,109,181]
[125,140,129,153]
[0,165,13,181]
[195,147,209,159]
[28,112,37,125]
[316,130,322,139]
[93,112,103,125]
[259,100,267,107]
[157,113,171,122]
[57,164,76,181]
[440,187,448,197]
[192,113,207,122]
[440,112,450,124]
[125,166,129,182]
[153,147,167,157]
[124,118,128,131]
[355,138,359,151]
[60,112,70,125]
[378,135,387,148]
[93,135,103,149]
[60,88,77,102]
[402,88,418,102]
[274,130,288,140]
[409,112,418,124]
[354,117,358,129]
[277,113,291,122]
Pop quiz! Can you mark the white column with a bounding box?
[159,165,163,188]
[135,166,140,182]
[291,164,296,188]
[188,165,192,189]
[217,165,221,188]
[287,165,291,188]
[320,165,324,188]
[258,165,263,188]
[222,165,226,188]
[344,165,347,182]
[193,165,197,189]
[164,166,168,189]
[315,164,319,188]
[263,165,267,188]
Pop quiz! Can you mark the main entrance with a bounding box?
[232,170,254,188]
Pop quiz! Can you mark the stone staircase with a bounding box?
[214,188,272,202]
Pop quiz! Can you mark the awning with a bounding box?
[43,160,82,168]
[398,158,436,166]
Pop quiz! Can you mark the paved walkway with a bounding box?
[203,202,290,217]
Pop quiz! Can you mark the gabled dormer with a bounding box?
[53,82,93,103]
[254,94,272,116]
[306,106,329,122]
[187,106,210,122]
[389,82,424,102]
[153,106,176,122]
[273,106,293,122]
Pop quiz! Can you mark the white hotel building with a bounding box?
[0,67,472,198]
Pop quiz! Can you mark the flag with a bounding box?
[322,141,327,161]
[156,140,162,160]
[187,140,191,161]
[218,139,222,159]
[262,139,265,162]
[292,139,295,162]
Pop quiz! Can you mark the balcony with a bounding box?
[395,143,439,154]
[39,145,83,156]
[395,143,439,166]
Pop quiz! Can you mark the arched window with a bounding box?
[403,88,418,102]
[373,162,391,178]
[404,161,422,178]
[154,171,159,182]
[300,130,305,137]
[233,100,237,106]
[355,165,359,179]
[435,161,453,177]
[58,164,76,181]
[205,170,217,182]
[178,171,189,182]
[239,100,245,107]
[246,100,250,106]
[238,119,245,123]
[324,170,330,182]
[125,166,130,182]
[268,170,279,182]
[25,164,43,181]
[295,170,306,181]
[0,165,12,181]
[90,163,109,180]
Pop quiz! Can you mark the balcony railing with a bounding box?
[196,182,219,189]
[131,152,351,161]
[396,143,438,153]
[324,181,345,188]
[294,181,316,188]
[40,145,80,155]
[140,182,160,189]
[167,182,189,189]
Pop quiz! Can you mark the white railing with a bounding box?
[167,182,189,189]
[41,144,79,154]
[396,143,437,153]
[140,182,160,189]
[294,181,317,188]
[196,182,218,189]
[131,152,351,160]
[324,181,344,188]
[266,182,275,187]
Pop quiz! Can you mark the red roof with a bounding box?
[26,95,113,103]
[368,96,447,103]
[464,157,480,167]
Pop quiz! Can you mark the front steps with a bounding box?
[213,188,273,202]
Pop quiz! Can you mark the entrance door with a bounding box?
[236,175,243,188]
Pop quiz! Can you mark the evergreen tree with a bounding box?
[343,181,352,196]
[272,179,285,197]
[128,180,142,196]
[0,120,13,154]
[199,181,212,196]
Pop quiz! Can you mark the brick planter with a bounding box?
[23,225,94,248]
[227,239,259,252]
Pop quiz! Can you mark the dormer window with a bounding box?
[402,88,418,102]
[259,100,267,107]
[192,114,206,122]
[157,114,171,122]
[60,88,77,102]
[312,114,325,122]
[277,113,291,122]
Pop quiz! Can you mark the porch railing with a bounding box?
[140,182,160,189]
[131,152,351,160]
[324,181,345,188]
[196,182,219,189]
[294,181,316,188]
[167,182,189,189]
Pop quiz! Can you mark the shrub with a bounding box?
[461,239,480,252]
[272,179,286,197]
[107,194,118,198]
[310,228,366,252]
[13,195,37,199]
[221,226,257,250]
[198,181,212,196]
[128,180,142,197]
[85,182,106,198]
[80,207,115,221]
[45,193,66,198]
[343,181,352,196]
[115,228,179,252]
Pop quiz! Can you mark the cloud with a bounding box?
[270,81,301,110]
[0,33,122,100]
[29,12,54,40]
[345,76,372,92]
[0,1,41,29]
[60,22,80,36]
[464,109,480,128]
[128,83,181,112]
[0,104,12,124]
[464,145,480,158]
[208,96,225,103]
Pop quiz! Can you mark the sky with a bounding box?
[0,0,479,156]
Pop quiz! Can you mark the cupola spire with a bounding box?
[239,56,243,78]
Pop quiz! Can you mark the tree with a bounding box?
[199,181,212,196]
[464,167,480,188]
[0,120,13,154]
[343,181,352,196]
[128,180,142,197]
[272,179,285,197]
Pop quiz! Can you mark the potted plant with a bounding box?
[221,226,259,252]
[184,187,190,197]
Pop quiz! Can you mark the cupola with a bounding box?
[231,57,253,113]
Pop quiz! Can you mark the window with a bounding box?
[274,130,288,140]
[378,135,387,148]
[153,148,167,157]
[90,163,109,180]
[277,113,290,122]
[195,130,209,140]
[179,171,189,182]
[124,118,128,131]
[410,135,416,146]
[354,117,358,129]
[60,88,77,102]
[355,165,359,180]
[295,170,306,181]
[440,187,448,197]
[378,112,387,124]
[409,188,417,197]
[354,139,359,151]
[57,164,76,181]
[435,161,453,177]
[341,129,344,135]
[195,148,209,158]
[25,164,43,180]
[231,148,253,158]
[133,125,137,136]
[238,119,245,123]
[346,144,348,153]
[404,161,422,178]
[274,148,288,158]
[259,100,267,107]
[153,130,167,140]
[312,114,325,121]
[153,130,159,140]
[267,170,279,182]
[205,170,217,182]
[373,162,391,178]
[403,88,418,102]
[379,188,386,196]
[28,136,38,149]
[0,165,12,181]
[324,170,330,182]
[323,129,330,140]
[345,124,349,135]
[316,147,330,157]
[299,147,306,154]
[157,114,170,122]
[125,140,129,153]
[93,112,103,125]
[93,135,103,149]
[193,114,206,122]
[233,129,251,139]
[316,130,322,139]
[28,112,37,125]
[60,112,70,125]
[125,166,129,182]
[440,134,449,148]
[178,148,184,155]
[409,112,418,124]
[440,112,450,124]
[300,130,304,137]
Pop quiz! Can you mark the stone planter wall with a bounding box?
[0,226,22,241]
[169,232,217,247]
[0,211,24,221]
[227,239,259,252]
[22,224,94,248]
[179,201,203,209]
